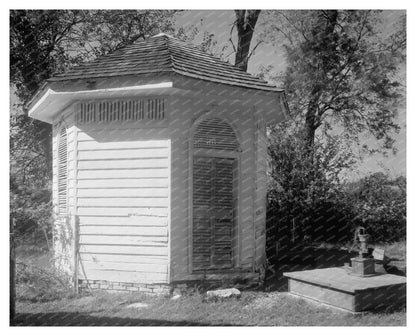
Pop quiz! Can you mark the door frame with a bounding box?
[188,113,242,274]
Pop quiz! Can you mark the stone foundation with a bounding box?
[78,279,171,295]
[78,271,261,295]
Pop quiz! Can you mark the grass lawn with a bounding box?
[13,290,406,326]
[12,241,406,326]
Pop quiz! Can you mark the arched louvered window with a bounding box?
[193,118,239,151]
[57,126,68,216]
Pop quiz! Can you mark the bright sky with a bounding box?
[175,10,406,180]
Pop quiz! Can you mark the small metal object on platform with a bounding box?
[284,267,406,312]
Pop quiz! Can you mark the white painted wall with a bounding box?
[75,124,171,284]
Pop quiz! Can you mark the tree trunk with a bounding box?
[305,91,321,149]
[234,10,261,72]
[304,10,338,148]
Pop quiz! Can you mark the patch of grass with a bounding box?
[14,291,405,326]
[14,244,75,303]
[13,242,406,326]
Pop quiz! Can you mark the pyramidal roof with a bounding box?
[49,33,281,92]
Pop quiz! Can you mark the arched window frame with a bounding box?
[188,114,242,273]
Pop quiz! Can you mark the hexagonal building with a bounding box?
[28,34,288,293]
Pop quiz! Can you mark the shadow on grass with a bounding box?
[11,312,235,326]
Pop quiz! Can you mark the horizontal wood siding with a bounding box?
[77,207,168,217]
[79,226,167,236]
[77,169,167,179]
[78,148,168,160]
[78,216,168,226]
[77,132,170,284]
[81,254,167,264]
[77,188,168,198]
[79,245,168,255]
[78,179,168,189]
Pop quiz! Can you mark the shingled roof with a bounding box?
[49,33,281,92]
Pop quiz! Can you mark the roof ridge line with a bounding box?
[163,34,175,72]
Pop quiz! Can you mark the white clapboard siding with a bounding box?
[68,169,76,180]
[79,226,168,236]
[78,216,168,226]
[68,188,76,198]
[80,253,167,264]
[78,158,169,170]
[80,261,168,273]
[76,133,170,284]
[77,188,168,198]
[78,148,168,160]
[79,244,168,256]
[78,140,168,150]
[78,269,168,283]
[78,179,169,189]
[77,197,168,207]
[68,160,76,171]
[77,169,168,179]
[80,234,168,245]
[77,207,168,217]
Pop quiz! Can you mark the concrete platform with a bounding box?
[284,267,406,312]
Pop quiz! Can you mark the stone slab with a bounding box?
[283,267,406,294]
[288,279,356,311]
[284,267,406,312]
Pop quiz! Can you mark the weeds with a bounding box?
[15,257,75,303]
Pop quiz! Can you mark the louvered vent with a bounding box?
[57,126,68,216]
[193,118,239,151]
[78,98,165,124]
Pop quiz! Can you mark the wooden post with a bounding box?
[10,217,16,323]
[73,215,79,294]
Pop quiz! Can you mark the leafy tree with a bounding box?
[267,120,356,252]
[260,11,405,252]
[347,173,406,242]
[261,10,405,153]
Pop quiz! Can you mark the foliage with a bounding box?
[266,137,406,256]
[262,10,406,251]
[267,121,356,251]
[261,10,405,153]
[15,253,75,302]
[346,173,406,242]
[10,173,52,247]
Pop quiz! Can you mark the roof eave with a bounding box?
[28,81,175,124]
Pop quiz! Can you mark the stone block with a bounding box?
[127,286,139,291]
[113,285,127,290]
[206,288,241,300]
[351,257,375,276]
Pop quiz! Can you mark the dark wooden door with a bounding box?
[192,156,236,271]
